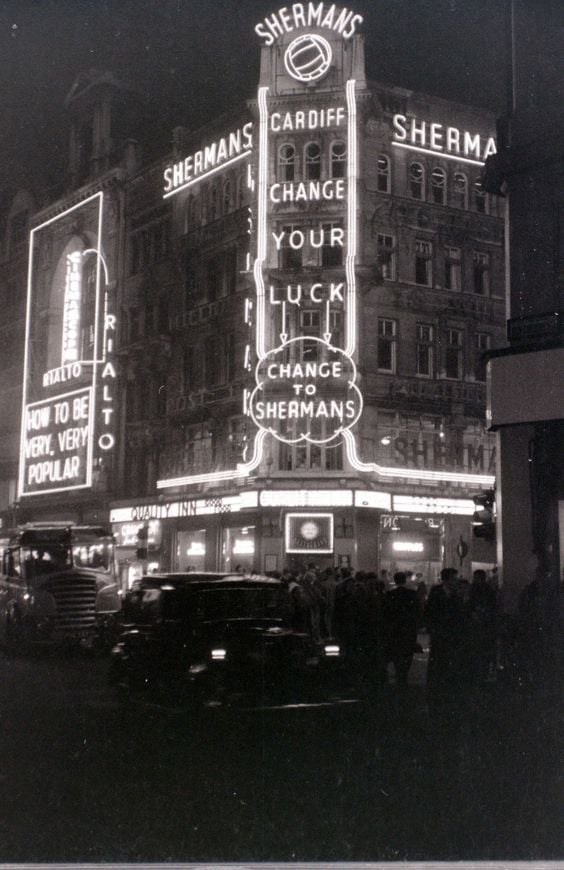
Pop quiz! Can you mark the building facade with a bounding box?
[4,7,505,588]
[484,0,564,615]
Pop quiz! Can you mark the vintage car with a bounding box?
[109,572,352,709]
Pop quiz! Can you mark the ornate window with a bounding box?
[453,171,468,208]
[305,142,322,180]
[331,141,347,178]
[377,155,391,193]
[278,144,295,181]
[431,167,446,204]
[409,162,425,199]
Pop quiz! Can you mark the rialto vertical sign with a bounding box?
[247,4,364,456]
[18,192,117,497]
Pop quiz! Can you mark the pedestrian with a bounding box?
[467,568,498,686]
[426,567,468,704]
[300,569,323,642]
[319,567,337,637]
[383,571,421,688]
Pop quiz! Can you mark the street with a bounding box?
[0,645,561,863]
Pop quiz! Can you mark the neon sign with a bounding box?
[255,4,363,46]
[285,512,334,553]
[156,13,497,491]
[392,114,496,166]
[163,123,253,198]
[19,192,117,497]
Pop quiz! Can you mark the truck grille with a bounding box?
[45,575,97,634]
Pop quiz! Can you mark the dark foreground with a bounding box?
[0,646,561,863]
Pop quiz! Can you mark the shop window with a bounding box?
[416,323,434,377]
[377,318,397,372]
[377,233,396,280]
[409,162,425,200]
[278,144,296,181]
[305,142,321,181]
[377,155,391,193]
[444,328,463,379]
[431,167,446,204]
[444,246,462,290]
[452,171,468,208]
[474,332,490,381]
[474,178,488,213]
[331,141,347,179]
[473,251,490,294]
[415,239,433,286]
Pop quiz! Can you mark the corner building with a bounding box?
[110,11,504,583]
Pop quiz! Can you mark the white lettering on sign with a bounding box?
[270,106,345,131]
[270,179,345,203]
[43,362,83,388]
[392,114,497,165]
[272,226,344,250]
[62,252,82,364]
[163,122,253,196]
[255,3,363,46]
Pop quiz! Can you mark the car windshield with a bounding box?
[71,535,114,572]
[194,586,290,623]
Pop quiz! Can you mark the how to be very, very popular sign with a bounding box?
[18,193,117,497]
[247,4,364,448]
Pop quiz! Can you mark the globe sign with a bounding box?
[284,34,333,83]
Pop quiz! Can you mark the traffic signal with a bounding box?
[472,489,496,541]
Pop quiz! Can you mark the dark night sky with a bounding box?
[0,0,509,199]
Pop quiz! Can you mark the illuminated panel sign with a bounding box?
[285,512,334,553]
[392,541,425,553]
[109,491,259,523]
[260,489,353,507]
[163,123,253,198]
[354,491,392,510]
[19,192,116,497]
[392,495,475,516]
[392,114,496,166]
[113,520,163,549]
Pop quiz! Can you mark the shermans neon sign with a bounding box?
[255,4,363,46]
[392,114,496,166]
[163,123,253,198]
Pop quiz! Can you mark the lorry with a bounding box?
[0,523,122,650]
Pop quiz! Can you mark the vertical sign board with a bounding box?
[18,192,117,497]
[248,7,364,477]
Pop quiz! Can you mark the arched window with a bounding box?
[223,178,231,214]
[409,162,425,199]
[185,195,195,232]
[452,171,468,209]
[377,155,391,193]
[305,142,321,181]
[331,141,347,179]
[209,185,218,222]
[431,167,446,205]
[473,178,488,213]
[278,144,295,181]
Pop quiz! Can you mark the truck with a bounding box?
[0,523,122,651]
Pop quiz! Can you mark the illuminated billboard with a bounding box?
[18,192,116,497]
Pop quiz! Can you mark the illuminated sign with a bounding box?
[392,496,475,516]
[255,4,363,46]
[285,512,334,553]
[163,123,253,198]
[156,13,496,491]
[110,491,259,524]
[392,541,424,553]
[113,520,163,549]
[260,489,352,507]
[392,114,496,166]
[19,192,116,497]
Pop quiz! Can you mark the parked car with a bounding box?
[109,572,352,709]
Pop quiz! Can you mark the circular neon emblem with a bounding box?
[284,34,332,83]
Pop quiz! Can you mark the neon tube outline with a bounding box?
[163,150,252,200]
[19,191,104,498]
[391,141,486,167]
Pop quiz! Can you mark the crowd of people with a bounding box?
[270,563,500,699]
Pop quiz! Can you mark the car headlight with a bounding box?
[211,648,227,661]
[188,663,208,675]
[323,644,341,657]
